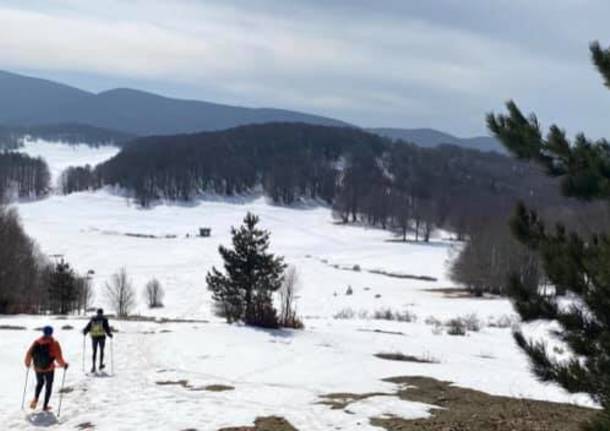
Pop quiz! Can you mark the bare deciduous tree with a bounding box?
[77,275,95,314]
[144,278,164,308]
[278,265,303,329]
[105,267,135,317]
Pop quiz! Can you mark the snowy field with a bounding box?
[1,141,595,430]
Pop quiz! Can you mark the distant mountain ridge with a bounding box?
[0,70,503,152]
[0,70,349,136]
[369,127,504,153]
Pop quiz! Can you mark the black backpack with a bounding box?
[32,342,53,369]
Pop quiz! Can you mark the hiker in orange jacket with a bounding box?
[24,326,69,411]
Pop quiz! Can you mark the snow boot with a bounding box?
[29,399,38,409]
[100,363,105,370]
[43,405,52,412]
[91,365,96,373]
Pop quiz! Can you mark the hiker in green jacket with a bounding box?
[82,309,113,373]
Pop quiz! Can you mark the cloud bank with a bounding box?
[2,0,610,137]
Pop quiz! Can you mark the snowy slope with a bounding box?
[0,141,596,430]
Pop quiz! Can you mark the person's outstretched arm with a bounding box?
[24,343,34,368]
[52,341,68,368]
[82,320,92,335]
[103,318,113,337]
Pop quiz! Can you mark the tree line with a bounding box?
[0,152,50,200]
[61,122,566,241]
[0,205,92,314]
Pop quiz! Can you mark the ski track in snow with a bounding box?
[0,141,597,430]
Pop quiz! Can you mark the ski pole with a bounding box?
[82,335,86,373]
[21,367,30,410]
[57,367,67,418]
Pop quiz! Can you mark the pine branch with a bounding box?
[591,41,610,89]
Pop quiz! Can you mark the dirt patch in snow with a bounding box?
[156,379,234,393]
[155,379,189,388]
[318,392,392,410]
[200,384,235,392]
[371,376,598,431]
[422,287,499,299]
[358,328,406,336]
[374,353,439,364]
[0,325,26,330]
[219,416,297,431]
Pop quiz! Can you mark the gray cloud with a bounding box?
[2,0,610,137]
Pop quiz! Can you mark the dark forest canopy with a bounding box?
[0,151,50,200]
[62,122,568,239]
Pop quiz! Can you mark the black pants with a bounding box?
[91,337,106,368]
[34,371,54,408]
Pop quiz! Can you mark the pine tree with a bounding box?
[487,41,610,429]
[206,212,286,328]
[48,259,78,315]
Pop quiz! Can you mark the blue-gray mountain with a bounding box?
[369,127,504,154]
[0,70,347,136]
[0,70,502,152]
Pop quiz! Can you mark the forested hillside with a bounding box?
[62,122,567,240]
[0,152,50,200]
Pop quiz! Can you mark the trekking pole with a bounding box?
[82,335,86,373]
[20,367,30,410]
[57,367,68,418]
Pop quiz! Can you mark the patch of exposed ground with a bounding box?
[199,384,234,392]
[0,325,26,330]
[155,379,234,392]
[306,255,437,282]
[218,416,297,431]
[422,287,498,299]
[318,392,393,410]
[370,376,598,431]
[374,353,439,364]
[358,329,406,336]
[75,422,95,430]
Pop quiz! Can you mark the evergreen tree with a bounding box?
[48,259,78,315]
[487,41,610,429]
[206,212,286,328]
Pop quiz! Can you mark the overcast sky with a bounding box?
[2,0,610,137]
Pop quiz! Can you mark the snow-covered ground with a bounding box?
[1,141,595,430]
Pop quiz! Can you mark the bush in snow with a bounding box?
[144,278,165,308]
[460,313,481,332]
[373,308,417,322]
[446,318,467,336]
[352,264,361,272]
[333,308,368,319]
[333,308,356,319]
[105,267,136,318]
[425,316,444,335]
[487,314,519,329]
[345,286,353,295]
